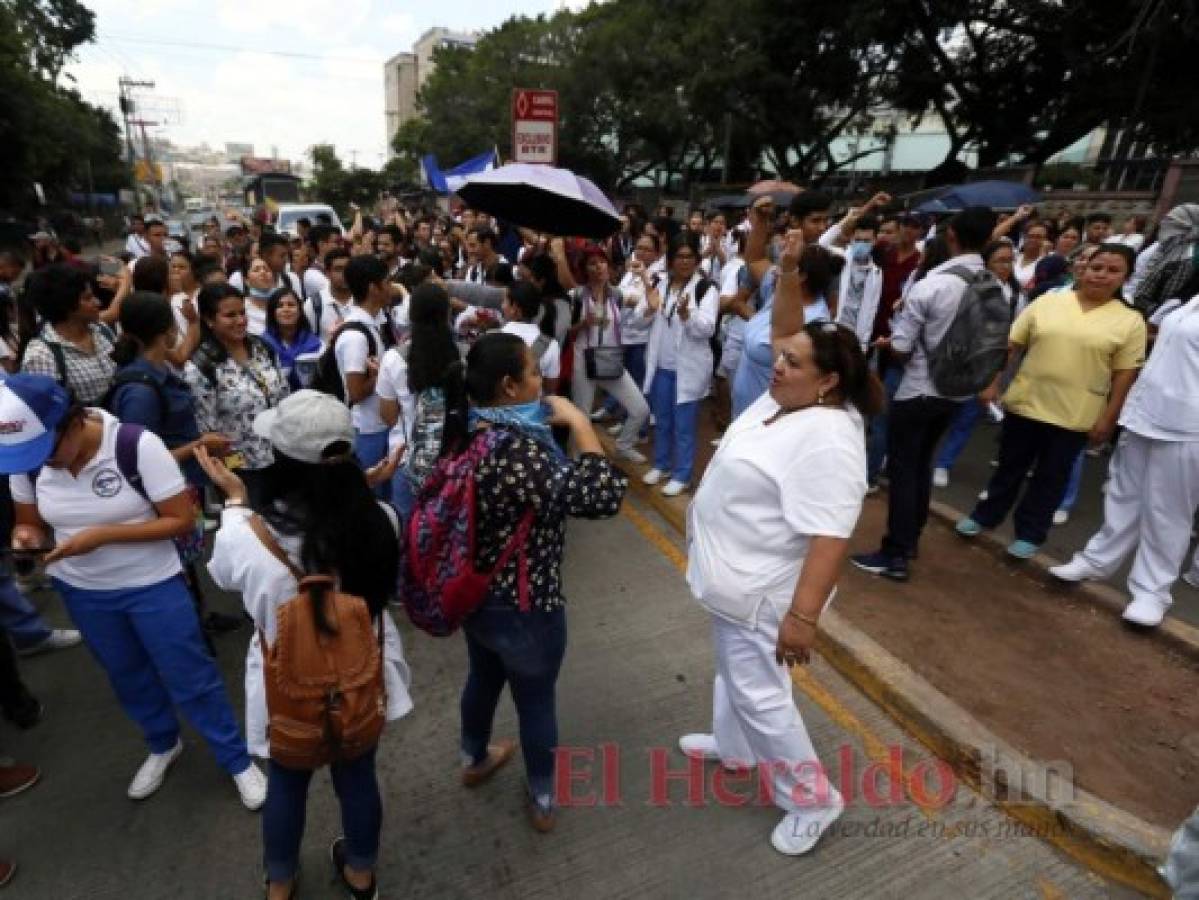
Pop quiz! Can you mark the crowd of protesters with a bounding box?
[0,186,1194,894]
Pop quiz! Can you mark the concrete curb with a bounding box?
[600,435,1172,896]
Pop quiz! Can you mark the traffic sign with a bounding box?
[512,88,558,165]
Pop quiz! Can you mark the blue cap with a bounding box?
[0,375,72,473]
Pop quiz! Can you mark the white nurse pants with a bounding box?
[710,602,842,814]
[570,361,649,453]
[1078,431,1199,607]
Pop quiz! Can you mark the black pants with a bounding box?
[882,396,962,558]
[970,412,1088,545]
[0,626,37,722]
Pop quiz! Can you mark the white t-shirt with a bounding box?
[125,234,150,259]
[244,296,268,336]
[335,305,386,434]
[303,288,354,345]
[501,321,560,379]
[10,410,187,590]
[302,266,329,301]
[375,346,415,454]
[617,272,652,346]
[686,393,867,625]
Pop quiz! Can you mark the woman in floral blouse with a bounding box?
[185,283,288,508]
[453,331,627,834]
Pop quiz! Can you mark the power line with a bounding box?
[100,32,384,64]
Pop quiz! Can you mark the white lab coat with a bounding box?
[640,271,720,403]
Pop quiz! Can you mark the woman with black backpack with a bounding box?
[184,283,289,509]
[200,390,412,900]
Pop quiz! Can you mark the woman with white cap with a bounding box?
[0,374,263,808]
[681,321,880,856]
[199,390,411,900]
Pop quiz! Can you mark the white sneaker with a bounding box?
[233,762,267,811]
[932,468,949,488]
[607,422,623,436]
[1052,509,1070,525]
[1122,595,1170,628]
[642,468,664,486]
[17,628,82,657]
[1183,572,1199,590]
[616,447,647,465]
[1048,557,1101,583]
[678,733,720,762]
[128,739,183,800]
[770,795,845,856]
[661,479,686,497]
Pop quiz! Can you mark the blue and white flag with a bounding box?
[422,149,498,195]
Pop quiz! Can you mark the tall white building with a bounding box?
[384,27,478,156]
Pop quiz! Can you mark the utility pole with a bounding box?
[118,77,155,209]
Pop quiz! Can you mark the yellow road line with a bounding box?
[620,499,941,820]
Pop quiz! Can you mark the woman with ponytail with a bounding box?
[199,390,412,900]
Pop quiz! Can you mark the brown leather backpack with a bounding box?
[250,516,386,770]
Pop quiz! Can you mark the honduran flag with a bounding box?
[421,149,499,195]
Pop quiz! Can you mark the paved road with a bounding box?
[6,496,1137,898]
[931,416,1199,627]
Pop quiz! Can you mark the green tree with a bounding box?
[306,143,386,214]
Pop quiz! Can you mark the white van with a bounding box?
[274,203,345,237]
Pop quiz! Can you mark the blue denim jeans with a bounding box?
[648,369,699,484]
[354,429,391,501]
[460,600,567,802]
[390,467,416,524]
[935,399,983,472]
[262,746,381,883]
[867,364,904,485]
[1059,449,1086,512]
[0,575,52,650]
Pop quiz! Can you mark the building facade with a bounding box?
[384,27,477,156]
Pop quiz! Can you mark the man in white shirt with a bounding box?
[301,224,339,301]
[125,215,150,259]
[336,254,392,498]
[851,205,997,582]
[304,248,354,343]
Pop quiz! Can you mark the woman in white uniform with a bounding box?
[1049,294,1199,627]
[681,321,881,855]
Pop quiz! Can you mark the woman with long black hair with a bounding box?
[201,390,412,900]
[450,332,626,832]
[260,286,322,392]
[184,283,289,508]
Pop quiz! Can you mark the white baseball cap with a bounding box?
[252,390,354,464]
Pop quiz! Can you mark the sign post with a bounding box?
[511,89,558,165]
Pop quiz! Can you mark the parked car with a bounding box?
[273,203,345,237]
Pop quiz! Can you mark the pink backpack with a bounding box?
[399,429,535,636]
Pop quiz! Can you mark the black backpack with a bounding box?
[103,370,170,424]
[310,322,379,404]
[920,268,1012,397]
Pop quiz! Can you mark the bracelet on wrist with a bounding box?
[788,609,819,628]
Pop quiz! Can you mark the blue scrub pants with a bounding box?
[54,573,250,774]
[0,574,53,650]
[648,369,699,484]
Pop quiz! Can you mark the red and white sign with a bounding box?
[512,88,558,165]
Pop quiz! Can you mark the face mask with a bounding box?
[248,285,272,299]
[851,240,873,264]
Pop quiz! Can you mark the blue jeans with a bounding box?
[460,600,567,801]
[54,574,249,773]
[867,364,904,485]
[354,429,391,501]
[1059,449,1085,512]
[0,575,52,650]
[390,467,416,524]
[935,399,983,472]
[262,746,381,883]
[648,369,699,484]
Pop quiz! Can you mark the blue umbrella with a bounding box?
[915,180,1042,213]
[457,163,621,239]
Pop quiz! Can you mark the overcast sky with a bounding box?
[67,0,584,169]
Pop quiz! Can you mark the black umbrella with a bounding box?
[457,163,621,239]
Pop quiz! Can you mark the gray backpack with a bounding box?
[922,267,1011,397]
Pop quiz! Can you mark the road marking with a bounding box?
[620,498,941,820]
